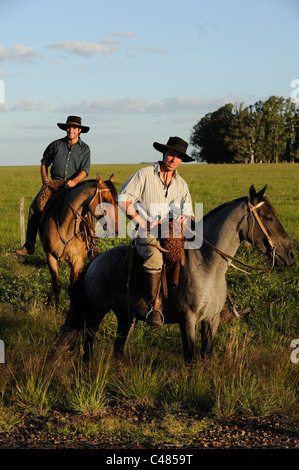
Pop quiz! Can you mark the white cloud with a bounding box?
[128,46,166,55]
[108,32,135,38]
[0,98,44,111]
[46,41,117,57]
[57,95,227,115]
[0,44,39,64]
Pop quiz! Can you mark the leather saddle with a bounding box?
[111,235,185,299]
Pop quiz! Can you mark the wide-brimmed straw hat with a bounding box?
[57,116,90,133]
[153,136,194,162]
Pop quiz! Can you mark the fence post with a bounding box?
[20,196,25,245]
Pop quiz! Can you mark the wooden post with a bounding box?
[20,196,25,245]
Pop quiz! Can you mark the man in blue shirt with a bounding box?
[16,116,91,255]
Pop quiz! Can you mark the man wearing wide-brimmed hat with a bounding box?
[118,136,195,327]
[41,115,90,188]
[16,116,91,256]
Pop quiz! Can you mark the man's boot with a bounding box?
[145,270,164,327]
[15,241,34,255]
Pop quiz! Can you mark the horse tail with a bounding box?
[56,264,89,352]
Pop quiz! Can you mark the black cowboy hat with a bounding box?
[153,136,194,162]
[57,116,90,133]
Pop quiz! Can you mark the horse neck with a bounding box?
[199,197,249,269]
[59,182,95,227]
[70,183,94,211]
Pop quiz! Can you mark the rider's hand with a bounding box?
[66,179,77,188]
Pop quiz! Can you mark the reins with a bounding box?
[199,199,276,275]
[136,199,276,276]
[56,184,110,258]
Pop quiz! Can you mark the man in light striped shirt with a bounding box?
[118,136,195,327]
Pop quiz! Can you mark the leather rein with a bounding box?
[201,200,276,275]
[56,185,110,258]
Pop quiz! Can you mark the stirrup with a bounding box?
[146,307,164,326]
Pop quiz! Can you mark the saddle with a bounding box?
[37,180,96,251]
[36,180,67,214]
[112,221,185,298]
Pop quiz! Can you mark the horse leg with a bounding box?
[201,316,220,358]
[179,314,197,364]
[83,316,101,362]
[114,312,135,358]
[68,256,85,297]
[83,307,109,362]
[46,253,61,310]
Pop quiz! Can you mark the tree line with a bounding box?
[190,96,299,163]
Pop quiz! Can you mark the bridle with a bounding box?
[185,199,277,275]
[56,184,112,258]
[88,185,111,217]
[247,200,277,270]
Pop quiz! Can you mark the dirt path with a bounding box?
[0,411,297,450]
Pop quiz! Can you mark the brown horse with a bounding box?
[38,174,118,310]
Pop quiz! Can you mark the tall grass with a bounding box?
[0,163,298,442]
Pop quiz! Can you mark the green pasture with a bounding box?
[0,163,298,445]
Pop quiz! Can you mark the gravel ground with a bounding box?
[0,409,297,450]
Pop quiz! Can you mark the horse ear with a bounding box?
[249,184,267,203]
[249,185,257,203]
[109,174,115,183]
[96,174,104,186]
[256,185,267,201]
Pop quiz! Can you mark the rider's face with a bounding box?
[163,150,183,172]
[66,126,81,142]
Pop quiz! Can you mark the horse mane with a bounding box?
[79,178,118,200]
[262,197,277,215]
[104,179,118,200]
[203,196,246,221]
[203,194,276,221]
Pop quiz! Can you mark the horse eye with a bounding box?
[266,216,274,222]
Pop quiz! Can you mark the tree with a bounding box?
[190,96,298,163]
[225,103,259,163]
[284,98,298,162]
[190,104,235,163]
[258,96,286,163]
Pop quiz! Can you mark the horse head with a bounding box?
[247,185,295,267]
[89,174,119,237]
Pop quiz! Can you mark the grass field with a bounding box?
[0,163,298,446]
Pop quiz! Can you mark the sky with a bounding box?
[1,0,299,166]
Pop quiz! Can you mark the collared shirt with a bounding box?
[118,161,193,221]
[41,137,90,180]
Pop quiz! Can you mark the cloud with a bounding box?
[108,32,135,38]
[0,98,45,111]
[128,46,166,55]
[57,95,226,115]
[46,41,117,57]
[46,34,166,58]
[0,44,39,64]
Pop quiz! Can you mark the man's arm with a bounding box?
[66,170,87,188]
[118,199,148,230]
[40,163,49,184]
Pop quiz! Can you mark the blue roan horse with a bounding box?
[59,185,295,363]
